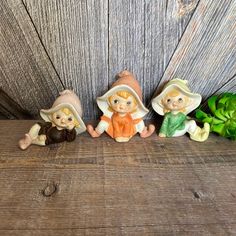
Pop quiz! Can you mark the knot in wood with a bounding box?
[42,183,58,197]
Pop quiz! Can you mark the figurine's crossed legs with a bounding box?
[173,119,210,142]
[19,124,46,150]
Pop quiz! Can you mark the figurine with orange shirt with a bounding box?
[87,70,155,142]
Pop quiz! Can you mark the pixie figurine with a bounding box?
[19,90,86,150]
[87,70,155,142]
[152,79,210,142]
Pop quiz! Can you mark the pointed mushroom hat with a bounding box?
[152,79,202,115]
[97,70,149,119]
[40,90,86,134]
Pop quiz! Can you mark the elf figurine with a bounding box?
[19,90,86,150]
[87,70,155,142]
[152,79,210,142]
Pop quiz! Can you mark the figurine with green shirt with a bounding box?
[152,79,210,142]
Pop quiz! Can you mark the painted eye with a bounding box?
[167,99,171,103]
[68,117,73,121]
[127,101,132,105]
[178,98,183,103]
[114,99,119,104]
[56,115,60,119]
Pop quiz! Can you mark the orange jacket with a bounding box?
[101,113,142,138]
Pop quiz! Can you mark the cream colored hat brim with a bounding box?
[40,103,86,134]
[97,85,149,119]
[152,84,202,116]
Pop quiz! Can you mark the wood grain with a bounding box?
[22,0,198,118]
[0,0,64,117]
[151,0,236,104]
[143,0,199,103]
[0,89,32,119]
[23,0,109,120]
[109,0,198,106]
[0,120,236,235]
[108,0,145,90]
[213,75,236,94]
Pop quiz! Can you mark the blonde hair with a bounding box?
[61,108,80,127]
[108,90,137,112]
[162,89,189,113]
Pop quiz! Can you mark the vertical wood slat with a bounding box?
[24,0,198,117]
[23,0,109,120]
[144,0,199,103]
[215,75,236,94]
[0,0,64,117]
[1,0,235,119]
[0,89,32,119]
[151,0,236,104]
[108,0,145,91]
[109,0,198,105]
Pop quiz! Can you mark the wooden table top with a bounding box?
[0,120,235,236]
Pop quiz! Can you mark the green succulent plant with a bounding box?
[196,93,236,140]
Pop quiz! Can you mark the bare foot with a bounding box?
[19,134,32,150]
[115,137,130,142]
[140,124,155,138]
[87,125,101,138]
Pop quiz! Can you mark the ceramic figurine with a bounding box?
[19,90,86,150]
[87,70,155,142]
[151,79,210,142]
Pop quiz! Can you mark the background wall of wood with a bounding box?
[0,0,235,120]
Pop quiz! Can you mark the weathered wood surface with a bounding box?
[23,0,109,120]
[108,0,145,90]
[143,0,199,103]
[0,89,32,120]
[151,0,236,103]
[23,0,198,115]
[0,0,64,117]
[1,0,235,120]
[214,75,236,94]
[0,120,236,235]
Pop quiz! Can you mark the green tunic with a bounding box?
[159,112,187,137]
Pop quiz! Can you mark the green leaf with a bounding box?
[211,117,224,125]
[208,96,218,114]
[218,93,232,105]
[195,93,236,140]
[195,109,209,119]
[211,124,225,135]
[214,109,227,121]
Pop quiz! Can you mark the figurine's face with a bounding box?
[109,94,137,114]
[51,110,76,130]
[162,91,189,112]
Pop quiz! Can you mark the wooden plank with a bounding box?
[213,75,236,94]
[0,224,235,236]
[0,89,32,119]
[108,0,145,91]
[0,121,236,234]
[23,0,109,120]
[1,120,236,168]
[0,0,64,117]
[144,0,199,103]
[151,0,236,105]
[109,0,198,105]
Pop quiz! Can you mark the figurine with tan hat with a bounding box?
[87,70,155,142]
[151,79,210,142]
[18,90,86,150]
